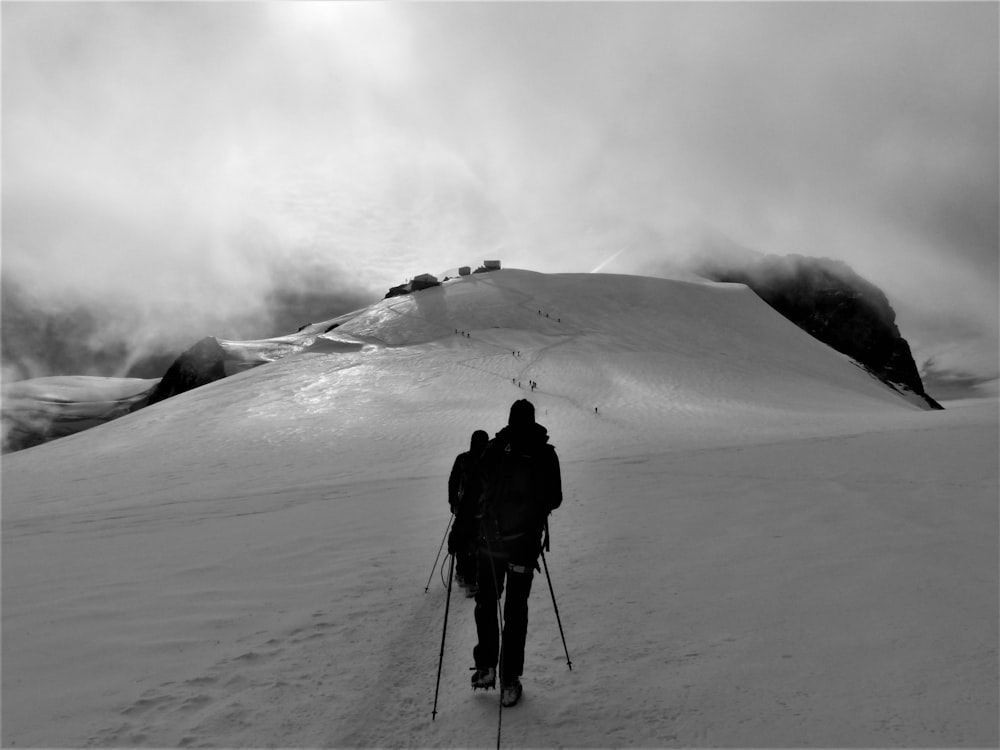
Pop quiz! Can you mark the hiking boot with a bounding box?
[501,678,522,707]
[470,667,496,690]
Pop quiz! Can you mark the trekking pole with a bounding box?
[431,553,456,720]
[493,563,505,750]
[439,549,450,589]
[540,550,572,670]
[483,530,506,750]
[494,568,506,750]
[425,515,454,593]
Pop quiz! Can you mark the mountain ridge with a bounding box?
[1,269,931,455]
[690,252,941,409]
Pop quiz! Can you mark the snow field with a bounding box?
[2,270,996,747]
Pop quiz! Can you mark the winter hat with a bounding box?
[508,399,535,427]
[470,429,489,451]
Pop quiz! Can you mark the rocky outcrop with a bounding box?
[694,254,942,410]
[385,274,441,299]
[385,284,411,299]
[145,336,228,407]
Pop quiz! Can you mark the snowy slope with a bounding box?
[2,270,996,747]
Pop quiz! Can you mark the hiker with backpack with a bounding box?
[448,430,490,594]
[470,399,562,707]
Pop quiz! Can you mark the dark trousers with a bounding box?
[473,553,535,681]
[455,548,476,583]
[449,514,477,584]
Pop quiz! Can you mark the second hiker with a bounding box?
[448,430,489,594]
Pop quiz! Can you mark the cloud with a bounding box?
[920,358,1000,403]
[2,3,996,385]
[1,3,386,377]
[411,3,998,379]
[393,5,997,271]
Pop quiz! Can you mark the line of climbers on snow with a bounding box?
[430,399,571,732]
[454,311,600,419]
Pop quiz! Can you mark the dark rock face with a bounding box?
[385,284,411,299]
[384,276,442,299]
[695,254,943,410]
[145,336,228,407]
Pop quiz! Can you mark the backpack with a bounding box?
[479,441,550,557]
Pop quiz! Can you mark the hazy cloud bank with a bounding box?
[2,3,996,394]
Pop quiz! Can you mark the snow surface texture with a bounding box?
[3,270,997,747]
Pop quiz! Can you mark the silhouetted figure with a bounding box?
[470,400,562,707]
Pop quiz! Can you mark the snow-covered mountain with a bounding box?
[3,269,996,747]
[0,267,937,453]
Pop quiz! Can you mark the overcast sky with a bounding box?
[3,2,997,395]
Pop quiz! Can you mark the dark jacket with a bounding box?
[448,449,486,556]
[449,450,483,517]
[476,422,562,564]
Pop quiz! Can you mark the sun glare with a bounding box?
[270,2,411,87]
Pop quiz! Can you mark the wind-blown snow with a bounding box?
[3,270,996,747]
